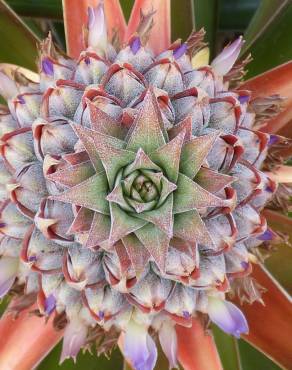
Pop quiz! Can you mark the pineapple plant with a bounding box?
[0,1,291,369]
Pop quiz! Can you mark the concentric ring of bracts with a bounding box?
[0,5,281,367]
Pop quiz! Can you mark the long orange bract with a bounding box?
[238,264,292,370]
[240,61,292,135]
[0,304,64,370]
[126,0,171,55]
[62,0,126,59]
[176,318,223,370]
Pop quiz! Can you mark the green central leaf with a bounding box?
[106,183,134,212]
[179,131,220,178]
[52,172,110,215]
[135,194,174,237]
[126,89,166,153]
[123,148,161,176]
[173,173,226,214]
[109,203,147,244]
[150,130,185,182]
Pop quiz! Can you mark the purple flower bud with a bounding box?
[130,37,141,55]
[17,95,26,105]
[268,134,279,146]
[257,229,274,241]
[84,57,91,65]
[238,95,250,105]
[173,43,188,59]
[45,294,56,315]
[42,58,54,76]
[98,310,105,319]
[265,185,274,193]
[207,297,249,338]
[241,261,249,270]
[183,310,191,319]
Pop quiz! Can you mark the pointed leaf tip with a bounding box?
[124,320,157,370]
[87,4,107,53]
[109,203,147,244]
[211,37,244,76]
[51,173,110,215]
[60,318,87,364]
[63,0,126,58]
[135,223,170,272]
[150,130,185,182]
[180,131,220,179]
[126,88,166,154]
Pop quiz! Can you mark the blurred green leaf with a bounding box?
[265,211,292,294]
[238,340,282,370]
[266,243,292,295]
[243,0,289,53]
[193,0,218,57]
[154,344,171,370]
[5,0,62,19]
[0,0,40,71]
[0,296,9,317]
[219,0,260,31]
[213,325,283,370]
[23,18,45,39]
[47,20,66,50]
[38,344,123,370]
[171,0,194,41]
[243,0,292,77]
[120,0,134,21]
[212,325,242,370]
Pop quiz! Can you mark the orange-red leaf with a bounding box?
[265,165,292,183]
[236,264,292,370]
[264,209,292,233]
[176,318,223,370]
[240,61,292,135]
[0,304,63,370]
[126,0,171,55]
[63,0,126,59]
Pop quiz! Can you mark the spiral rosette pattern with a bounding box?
[0,5,280,369]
